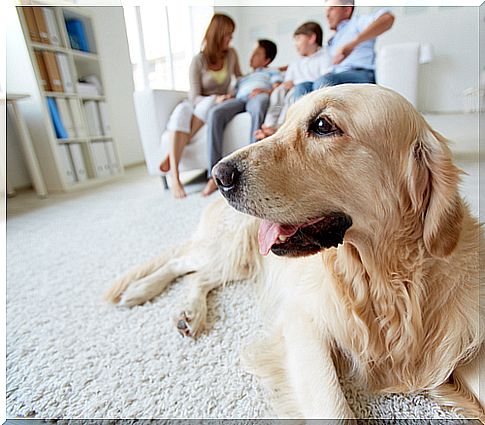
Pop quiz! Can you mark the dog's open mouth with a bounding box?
[258,213,352,257]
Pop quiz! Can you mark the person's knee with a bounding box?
[293,84,307,98]
[312,75,337,90]
[207,105,225,124]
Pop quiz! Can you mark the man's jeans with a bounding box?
[293,69,376,101]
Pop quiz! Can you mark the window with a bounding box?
[123,5,213,92]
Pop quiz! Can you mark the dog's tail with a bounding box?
[103,242,192,304]
[428,371,485,423]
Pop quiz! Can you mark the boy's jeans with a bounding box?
[206,93,269,177]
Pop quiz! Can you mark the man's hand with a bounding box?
[333,39,358,64]
[249,88,269,98]
[282,81,294,91]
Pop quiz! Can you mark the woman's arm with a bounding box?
[188,55,203,104]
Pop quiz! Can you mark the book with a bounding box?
[66,19,90,52]
[83,101,102,136]
[47,97,68,139]
[32,6,50,44]
[68,99,87,137]
[22,7,41,43]
[34,50,51,92]
[98,101,111,135]
[57,145,77,184]
[56,98,76,138]
[91,142,111,177]
[42,51,64,92]
[56,53,74,93]
[42,7,61,46]
[105,141,121,174]
[69,144,88,182]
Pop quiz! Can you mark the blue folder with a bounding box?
[66,19,90,52]
[47,97,68,139]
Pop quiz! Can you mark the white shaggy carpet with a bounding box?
[6,163,481,419]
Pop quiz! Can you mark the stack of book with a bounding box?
[34,51,74,94]
[91,141,120,177]
[46,97,87,140]
[22,6,61,46]
[83,100,111,137]
[57,144,88,184]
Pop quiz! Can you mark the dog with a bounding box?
[106,84,484,420]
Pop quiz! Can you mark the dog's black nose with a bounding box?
[212,161,239,192]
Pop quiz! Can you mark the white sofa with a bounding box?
[134,42,429,187]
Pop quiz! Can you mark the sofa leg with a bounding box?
[161,175,169,190]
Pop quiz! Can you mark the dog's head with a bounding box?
[213,84,463,259]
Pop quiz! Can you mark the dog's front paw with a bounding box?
[118,280,153,307]
[172,305,206,338]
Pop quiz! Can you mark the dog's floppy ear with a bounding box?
[406,126,463,258]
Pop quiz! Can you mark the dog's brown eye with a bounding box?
[309,116,340,137]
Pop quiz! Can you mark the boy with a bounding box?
[255,22,331,140]
[202,39,281,196]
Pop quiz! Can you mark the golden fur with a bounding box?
[106,84,484,420]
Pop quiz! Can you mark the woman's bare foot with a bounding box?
[201,178,218,197]
[171,179,186,199]
[160,155,170,173]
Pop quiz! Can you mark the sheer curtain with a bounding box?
[123,5,213,92]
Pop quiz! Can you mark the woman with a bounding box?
[161,14,242,199]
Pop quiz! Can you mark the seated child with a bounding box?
[202,39,282,196]
[255,22,331,140]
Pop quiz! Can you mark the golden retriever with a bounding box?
[106,84,484,420]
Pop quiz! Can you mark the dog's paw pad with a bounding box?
[173,310,204,338]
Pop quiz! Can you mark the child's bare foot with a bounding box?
[171,180,186,199]
[262,126,277,136]
[254,129,267,141]
[160,155,170,173]
[255,126,277,141]
[201,179,218,197]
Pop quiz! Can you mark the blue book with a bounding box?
[66,19,90,52]
[47,97,68,139]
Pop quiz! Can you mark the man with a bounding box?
[294,0,394,98]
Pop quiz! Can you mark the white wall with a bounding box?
[216,5,480,113]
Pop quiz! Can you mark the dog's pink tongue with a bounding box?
[258,220,299,256]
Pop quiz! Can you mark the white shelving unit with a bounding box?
[15,5,124,193]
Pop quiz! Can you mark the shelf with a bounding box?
[89,136,112,141]
[79,95,105,101]
[17,5,124,193]
[71,50,99,61]
[43,91,77,98]
[57,138,90,144]
[31,42,69,54]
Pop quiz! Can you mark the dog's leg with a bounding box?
[282,313,354,419]
[104,241,194,304]
[172,273,222,338]
[429,347,485,422]
[117,254,200,307]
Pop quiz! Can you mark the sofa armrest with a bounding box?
[133,89,187,174]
